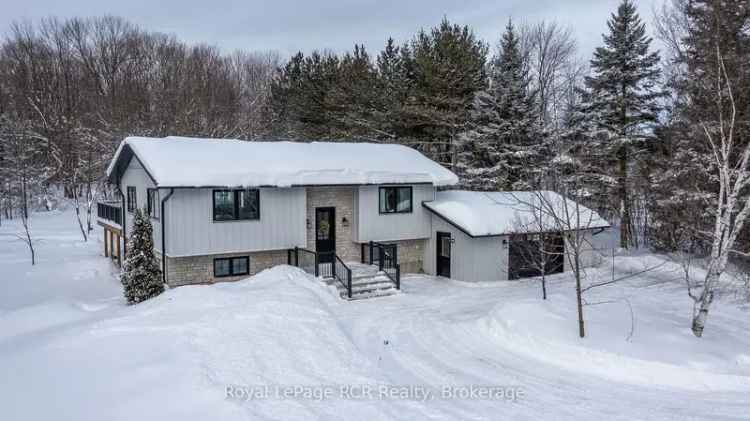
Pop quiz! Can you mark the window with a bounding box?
[379,186,412,214]
[213,189,260,221]
[126,187,137,213]
[147,189,160,219]
[440,236,451,258]
[214,256,249,277]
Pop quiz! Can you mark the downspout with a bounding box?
[161,188,175,285]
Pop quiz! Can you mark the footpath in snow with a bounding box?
[1,210,749,420]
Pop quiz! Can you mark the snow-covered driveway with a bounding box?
[340,275,750,420]
[1,211,748,420]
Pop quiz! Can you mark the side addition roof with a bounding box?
[423,190,610,237]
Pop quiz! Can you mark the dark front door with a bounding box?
[315,207,336,263]
[436,232,451,278]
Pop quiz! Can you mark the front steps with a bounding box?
[322,263,399,300]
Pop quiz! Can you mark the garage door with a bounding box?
[508,233,565,280]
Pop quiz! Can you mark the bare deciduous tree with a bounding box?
[690,46,748,337]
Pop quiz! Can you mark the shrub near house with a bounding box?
[121,208,163,304]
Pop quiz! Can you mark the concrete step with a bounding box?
[350,275,393,286]
[352,271,383,281]
[341,287,398,300]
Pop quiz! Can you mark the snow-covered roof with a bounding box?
[423,190,610,237]
[106,136,459,188]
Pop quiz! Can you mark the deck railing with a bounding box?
[97,201,122,226]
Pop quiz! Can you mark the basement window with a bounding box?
[214,256,249,277]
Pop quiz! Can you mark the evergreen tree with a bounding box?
[405,18,488,168]
[375,38,414,139]
[327,45,380,138]
[650,0,750,252]
[121,208,163,304]
[583,0,664,249]
[457,20,539,191]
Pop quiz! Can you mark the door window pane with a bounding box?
[317,212,330,240]
[440,237,451,258]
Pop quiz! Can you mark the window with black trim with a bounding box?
[126,186,137,212]
[213,189,260,221]
[379,186,413,214]
[147,188,160,219]
[214,256,249,277]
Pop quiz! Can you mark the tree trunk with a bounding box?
[692,269,718,337]
[691,289,713,338]
[575,256,585,338]
[75,204,88,242]
[618,146,631,249]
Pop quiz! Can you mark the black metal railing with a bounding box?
[97,201,122,225]
[288,247,352,298]
[360,241,400,290]
[287,246,318,276]
[334,254,353,298]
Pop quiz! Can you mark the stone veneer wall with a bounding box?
[159,249,289,287]
[306,186,360,261]
[391,239,426,274]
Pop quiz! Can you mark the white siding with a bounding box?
[424,213,508,282]
[120,158,161,253]
[164,187,306,257]
[356,185,434,242]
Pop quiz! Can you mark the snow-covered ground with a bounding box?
[1,211,749,420]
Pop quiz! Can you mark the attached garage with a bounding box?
[423,190,609,282]
[508,233,564,280]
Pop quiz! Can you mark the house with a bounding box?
[422,190,610,282]
[97,136,608,297]
[100,136,457,294]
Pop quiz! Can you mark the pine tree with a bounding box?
[405,18,488,168]
[650,0,750,252]
[327,45,380,139]
[375,38,414,138]
[583,0,664,249]
[457,19,539,191]
[121,208,163,304]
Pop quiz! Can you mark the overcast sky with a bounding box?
[3,0,662,59]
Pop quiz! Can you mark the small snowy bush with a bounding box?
[121,208,163,304]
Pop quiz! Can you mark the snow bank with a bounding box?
[477,295,750,391]
[424,190,610,236]
[106,136,459,187]
[0,264,392,420]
